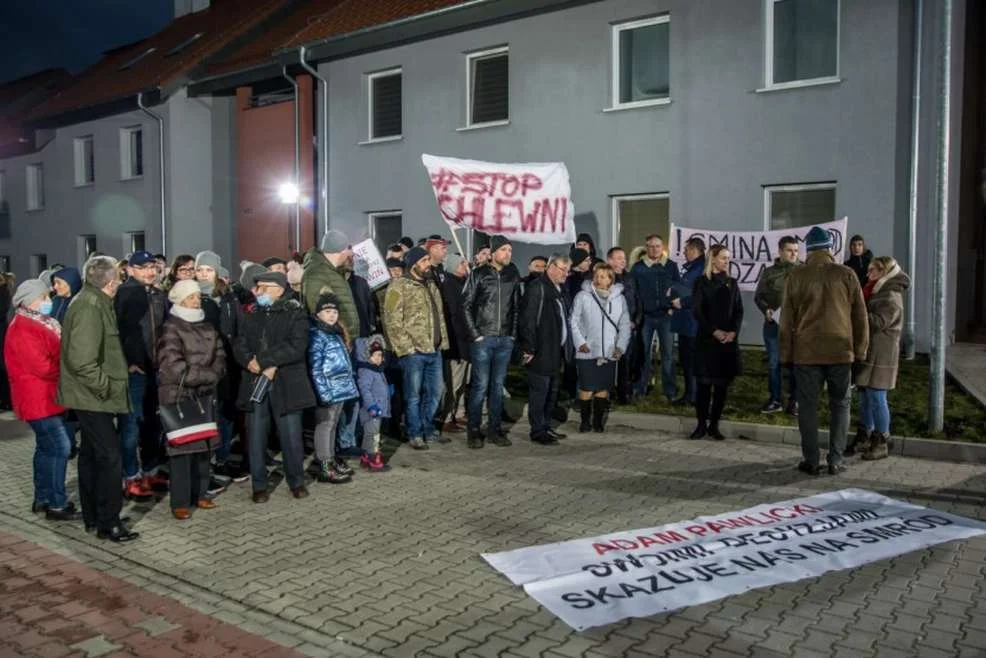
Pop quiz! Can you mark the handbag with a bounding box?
[158,372,219,447]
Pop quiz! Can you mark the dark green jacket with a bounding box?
[754,259,798,318]
[301,248,359,336]
[57,284,130,413]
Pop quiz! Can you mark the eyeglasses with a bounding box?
[177,267,195,273]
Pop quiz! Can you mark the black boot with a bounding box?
[845,425,869,456]
[689,423,707,439]
[579,399,592,433]
[592,398,609,433]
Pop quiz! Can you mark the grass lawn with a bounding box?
[505,350,986,442]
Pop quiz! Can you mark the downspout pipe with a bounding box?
[904,0,923,360]
[282,66,301,253]
[137,92,166,254]
[298,46,328,240]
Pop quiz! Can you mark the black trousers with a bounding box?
[527,370,560,439]
[76,411,124,531]
[678,335,696,402]
[696,382,730,426]
[169,452,211,509]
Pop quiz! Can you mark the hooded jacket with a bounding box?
[854,266,910,390]
[301,248,359,337]
[845,249,874,287]
[630,254,680,317]
[308,322,359,405]
[50,267,82,324]
[355,334,390,423]
[570,281,631,361]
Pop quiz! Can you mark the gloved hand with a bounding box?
[368,404,382,418]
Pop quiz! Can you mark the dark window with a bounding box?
[617,19,670,104]
[470,50,509,125]
[370,71,402,139]
[371,214,402,253]
[772,0,838,84]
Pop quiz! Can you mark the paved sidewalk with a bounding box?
[2,414,986,657]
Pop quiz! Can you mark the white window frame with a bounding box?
[120,126,143,180]
[124,231,146,255]
[611,192,670,248]
[763,182,837,230]
[763,0,841,91]
[365,68,403,143]
[30,254,47,277]
[73,135,95,187]
[610,15,671,111]
[26,164,44,211]
[77,235,97,266]
[463,46,510,130]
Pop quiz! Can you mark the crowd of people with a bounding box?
[2,224,908,542]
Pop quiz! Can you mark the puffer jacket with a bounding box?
[382,274,449,357]
[355,334,390,424]
[670,256,706,336]
[754,258,798,318]
[570,281,631,361]
[855,267,910,390]
[156,311,226,456]
[462,263,522,340]
[4,308,65,421]
[301,248,359,337]
[308,322,358,405]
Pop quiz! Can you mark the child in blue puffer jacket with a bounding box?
[355,334,390,472]
[308,293,358,484]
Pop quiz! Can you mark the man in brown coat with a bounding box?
[780,226,869,476]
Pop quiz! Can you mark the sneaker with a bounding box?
[206,477,228,497]
[143,472,170,493]
[408,437,429,450]
[761,400,783,414]
[361,453,391,473]
[797,461,822,476]
[786,399,799,417]
[214,461,249,483]
[317,461,352,483]
[333,456,354,476]
[488,431,512,447]
[124,478,154,502]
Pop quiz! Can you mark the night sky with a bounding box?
[0,0,173,84]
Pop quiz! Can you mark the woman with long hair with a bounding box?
[165,254,196,291]
[690,245,743,440]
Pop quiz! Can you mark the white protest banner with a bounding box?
[351,239,390,290]
[422,154,576,245]
[668,217,849,291]
[483,489,986,630]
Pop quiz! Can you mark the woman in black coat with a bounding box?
[690,245,743,440]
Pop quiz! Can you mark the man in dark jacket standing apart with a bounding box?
[302,229,359,337]
[781,227,869,476]
[59,256,137,542]
[462,236,521,448]
[437,254,471,433]
[754,235,800,415]
[843,234,873,287]
[629,235,680,402]
[519,254,572,445]
[234,271,316,502]
[670,238,706,406]
[114,250,168,500]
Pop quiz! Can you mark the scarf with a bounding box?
[199,280,216,297]
[16,307,61,337]
[863,279,877,301]
[171,305,205,323]
[594,287,611,300]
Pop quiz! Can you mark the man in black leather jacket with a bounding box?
[462,236,521,448]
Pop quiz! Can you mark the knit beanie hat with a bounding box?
[262,256,287,269]
[445,253,467,273]
[239,261,266,289]
[805,226,834,252]
[195,250,221,272]
[405,246,428,270]
[385,257,404,269]
[286,261,303,286]
[490,235,512,253]
[168,279,200,304]
[315,293,340,314]
[570,248,590,268]
[12,279,48,308]
[320,229,350,254]
[218,267,230,281]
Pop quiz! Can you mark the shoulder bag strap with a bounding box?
[589,292,620,333]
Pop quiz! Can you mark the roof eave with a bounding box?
[187,62,284,97]
[29,87,165,130]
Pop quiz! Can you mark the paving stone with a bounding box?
[68,636,122,658]
[133,616,181,637]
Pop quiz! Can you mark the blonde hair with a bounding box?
[870,256,897,275]
[592,262,616,287]
[704,245,729,279]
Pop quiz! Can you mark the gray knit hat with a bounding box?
[445,253,467,273]
[195,250,222,272]
[13,279,48,308]
[320,229,350,254]
[239,260,266,289]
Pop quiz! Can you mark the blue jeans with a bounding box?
[860,387,890,434]
[763,322,796,403]
[401,351,445,440]
[637,315,675,397]
[118,371,146,479]
[468,336,514,433]
[28,416,72,509]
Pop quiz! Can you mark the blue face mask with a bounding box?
[255,294,273,308]
[38,300,53,316]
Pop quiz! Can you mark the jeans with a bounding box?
[401,351,445,440]
[118,371,146,479]
[468,336,514,433]
[527,370,560,439]
[76,411,124,532]
[247,400,305,493]
[860,387,890,434]
[28,416,72,509]
[763,322,796,403]
[638,315,675,398]
[795,364,852,468]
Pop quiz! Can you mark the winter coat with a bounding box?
[114,278,168,369]
[462,263,522,340]
[308,323,359,405]
[156,313,226,456]
[780,251,869,366]
[58,284,130,414]
[670,256,706,336]
[630,255,680,318]
[50,267,82,324]
[692,273,744,381]
[348,273,377,338]
[382,274,449,358]
[753,259,798,320]
[355,335,390,425]
[518,273,571,376]
[564,269,593,308]
[440,272,470,361]
[845,250,873,287]
[615,272,641,326]
[4,309,65,421]
[301,248,359,337]
[855,267,910,390]
[570,282,631,361]
[202,290,241,413]
[233,297,316,415]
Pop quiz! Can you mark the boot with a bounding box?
[579,399,592,433]
[592,398,609,433]
[317,460,352,483]
[467,427,485,449]
[845,425,869,456]
[861,432,889,461]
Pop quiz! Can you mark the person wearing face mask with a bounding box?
[6,279,80,522]
[157,280,226,520]
[50,267,82,325]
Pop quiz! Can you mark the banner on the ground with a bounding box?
[668,217,849,291]
[352,239,390,289]
[483,488,986,630]
[422,154,576,245]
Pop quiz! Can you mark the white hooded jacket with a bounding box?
[569,281,631,361]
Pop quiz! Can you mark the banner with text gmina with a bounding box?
[482,489,986,630]
[422,154,576,245]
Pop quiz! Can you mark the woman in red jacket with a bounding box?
[4,279,78,521]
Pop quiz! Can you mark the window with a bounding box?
[74,136,95,186]
[30,254,47,277]
[367,68,402,141]
[613,194,670,253]
[612,16,670,109]
[26,164,44,210]
[368,212,403,254]
[118,47,156,71]
[467,47,509,127]
[78,235,97,266]
[166,33,204,56]
[120,126,144,179]
[766,0,839,87]
[125,231,146,254]
[0,256,10,273]
[764,183,836,230]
